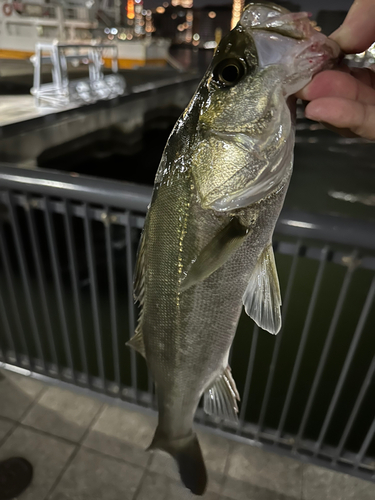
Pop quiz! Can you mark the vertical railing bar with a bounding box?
[256,241,301,438]
[148,373,155,408]
[83,203,106,389]
[334,355,375,462]
[313,274,375,455]
[237,324,259,432]
[0,285,16,358]
[104,208,121,391]
[295,256,356,450]
[26,195,59,372]
[6,191,45,370]
[0,224,30,360]
[354,417,375,468]
[276,246,329,440]
[125,211,138,399]
[44,197,75,382]
[63,200,89,382]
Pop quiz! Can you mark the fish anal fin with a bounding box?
[242,243,282,335]
[181,217,249,292]
[126,329,146,358]
[203,366,240,423]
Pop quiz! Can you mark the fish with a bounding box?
[127,2,340,496]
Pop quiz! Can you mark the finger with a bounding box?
[295,70,375,104]
[305,97,375,140]
[330,0,375,54]
[349,67,375,88]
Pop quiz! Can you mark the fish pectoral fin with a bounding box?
[242,243,282,335]
[203,366,240,423]
[126,329,146,358]
[181,217,249,292]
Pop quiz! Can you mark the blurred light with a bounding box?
[142,8,147,14]
[127,33,133,39]
[193,33,199,40]
[192,39,199,46]
[104,27,110,34]
[156,6,165,13]
[285,220,317,229]
[111,28,118,34]
[171,13,177,18]
[177,24,184,31]
[119,33,126,39]
[208,11,216,18]
[163,1,169,6]
[108,34,114,39]
[203,41,217,49]
[183,22,188,28]
[146,26,152,32]
[314,26,322,31]
[135,0,141,2]
[146,9,151,15]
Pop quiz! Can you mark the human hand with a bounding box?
[296,0,375,140]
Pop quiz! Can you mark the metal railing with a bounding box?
[31,43,125,107]
[0,164,374,482]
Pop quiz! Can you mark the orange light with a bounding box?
[127,0,135,19]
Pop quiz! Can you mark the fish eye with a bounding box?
[213,58,246,87]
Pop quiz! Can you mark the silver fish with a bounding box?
[127,3,339,495]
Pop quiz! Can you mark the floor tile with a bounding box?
[302,464,375,500]
[0,426,75,500]
[222,477,299,500]
[49,447,144,500]
[226,443,302,498]
[136,471,220,500]
[0,369,45,420]
[149,429,229,493]
[83,404,156,467]
[22,386,102,442]
[0,417,15,442]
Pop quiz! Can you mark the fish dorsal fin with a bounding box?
[134,229,146,303]
[203,366,240,423]
[181,217,249,292]
[126,329,146,358]
[242,244,282,335]
[131,228,147,357]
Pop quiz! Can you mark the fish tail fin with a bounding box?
[148,427,207,496]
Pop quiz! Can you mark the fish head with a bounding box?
[192,3,340,211]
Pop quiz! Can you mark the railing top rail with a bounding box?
[0,164,151,213]
[0,163,375,250]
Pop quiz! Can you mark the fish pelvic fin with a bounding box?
[204,366,240,423]
[148,427,207,496]
[181,217,249,292]
[242,243,282,335]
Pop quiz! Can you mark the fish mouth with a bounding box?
[239,4,341,95]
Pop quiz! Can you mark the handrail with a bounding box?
[0,163,375,250]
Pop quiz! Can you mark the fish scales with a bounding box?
[128,2,340,495]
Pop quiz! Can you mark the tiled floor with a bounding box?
[1,368,374,500]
